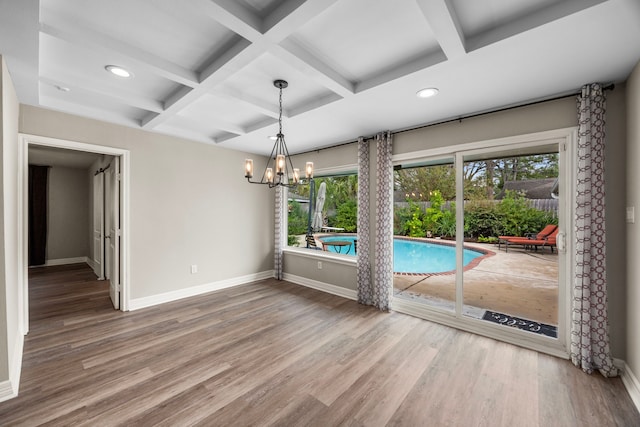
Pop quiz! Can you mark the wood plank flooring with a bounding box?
[0,263,638,426]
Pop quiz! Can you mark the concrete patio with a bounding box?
[394,241,558,325]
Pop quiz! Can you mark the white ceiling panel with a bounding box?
[42,0,239,72]
[290,0,441,84]
[39,33,186,102]
[40,82,150,124]
[240,0,283,18]
[450,0,561,39]
[221,52,337,113]
[178,93,264,132]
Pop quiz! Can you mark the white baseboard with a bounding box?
[615,358,640,413]
[44,256,88,266]
[0,332,24,403]
[283,273,357,301]
[128,270,274,311]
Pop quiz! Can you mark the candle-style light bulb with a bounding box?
[244,159,253,178]
[293,168,300,184]
[276,154,285,175]
[266,168,274,183]
[306,162,314,179]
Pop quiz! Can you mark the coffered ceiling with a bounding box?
[2,0,640,155]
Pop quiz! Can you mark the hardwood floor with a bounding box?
[1,263,638,426]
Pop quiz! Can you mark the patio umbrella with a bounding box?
[311,182,326,231]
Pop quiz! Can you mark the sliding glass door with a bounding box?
[461,143,564,343]
[392,134,570,354]
[393,158,456,313]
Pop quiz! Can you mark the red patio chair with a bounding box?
[504,227,559,253]
[498,224,557,250]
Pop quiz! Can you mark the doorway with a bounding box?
[19,134,130,334]
[392,129,574,357]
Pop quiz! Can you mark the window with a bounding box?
[287,174,358,254]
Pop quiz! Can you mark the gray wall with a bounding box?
[626,60,640,377]
[46,166,90,261]
[0,56,20,387]
[20,105,274,300]
[284,89,629,359]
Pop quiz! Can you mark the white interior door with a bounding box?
[92,172,105,280]
[106,158,120,309]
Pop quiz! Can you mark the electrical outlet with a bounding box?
[191,265,198,274]
[317,261,322,270]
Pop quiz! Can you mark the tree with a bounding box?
[394,164,455,200]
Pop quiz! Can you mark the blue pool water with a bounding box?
[317,235,484,274]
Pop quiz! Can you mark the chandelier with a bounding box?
[244,79,313,188]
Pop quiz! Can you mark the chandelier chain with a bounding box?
[278,86,283,135]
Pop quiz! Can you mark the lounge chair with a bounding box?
[504,227,559,253]
[498,224,557,250]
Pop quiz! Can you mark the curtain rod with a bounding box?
[294,83,615,156]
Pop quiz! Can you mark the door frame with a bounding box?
[390,127,576,358]
[18,133,131,334]
[104,157,121,310]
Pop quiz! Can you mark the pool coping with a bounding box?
[314,233,496,276]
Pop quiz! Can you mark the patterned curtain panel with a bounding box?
[357,137,372,305]
[274,186,284,280]
[373,131,393,311]
[570,83,617,377]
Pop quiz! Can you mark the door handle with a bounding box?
[556,232,565,252]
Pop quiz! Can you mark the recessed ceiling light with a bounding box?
[416,87,439,98]
[268,135,278,141]
[105,65,132,78]
[54,85,70,92]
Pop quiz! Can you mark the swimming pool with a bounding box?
[317,235,485,274]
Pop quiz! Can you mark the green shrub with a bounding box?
[404,201,426,237]
[477,235,499,243]
[464,204,501,238]
[287,201,308,235]
[288,235,300,246]
[436,203,456,237]
[424,190,444,232]
[494,191,557,237]
[394,204,412,235]
[393,189,557,240]
[334,199,357,232]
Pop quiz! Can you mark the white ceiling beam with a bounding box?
[172,114,245,136]
[143,0,345,133]
[0,0,40,105]
[415,0,466,59]
[142,42,267,129]
[356,50,448,93]
[40,76,164,113]
[40,24,199,87]
[198,38,253,82]
[195,0,262,41]
[213,86,280,119]
[263,0,340,42]
[273,40,355,98]
[465,0,607,52]
[155,123,217,145]
[288,92,343,118]
[41,95,142,128]
[244,117,278,134]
